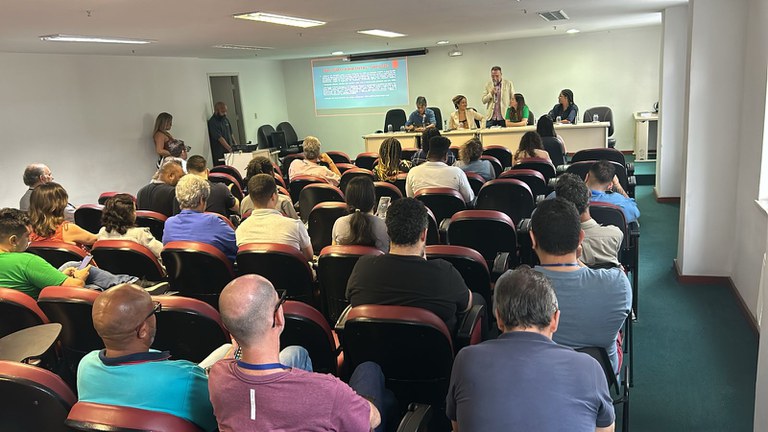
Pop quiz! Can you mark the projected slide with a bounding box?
[311,58,409,115]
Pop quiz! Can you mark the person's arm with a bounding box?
[319,153,342,177]
[562,106,578,124]
[297,223,314,261]
[596,425,615,432]
[405,173,415,197]
[218,136,233,153]
[60,265,89,287]
[448,112,458,130]
[209,120,233,153]
[154,133,171,157]
[404,111,415,131]
[610,176,629,198]
[426,109,437,128]
[367,401,382,430]
[481,82,494,105]
[62,223,98,246]
[457,171,475,203]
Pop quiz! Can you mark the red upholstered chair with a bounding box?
[98,192,136,205]
[273,172,288,189]
[150,295,230,363]
[66,402,203,432]
[289,174,328,204]
[401,148,418,161]
[425,245,492,314]
[135,210,167,241]
[272,162,284,180]
[209,172,244,202]
[354,152,379,170]
[480,154,502,179]
[210,164,246,190]
[339,168,374,193]
[281,300,341,375]
[482,145,513,169]
[0,287,49,338]
[513,157,557,182]
[307,202,348,255]
[414,188,467,227]
[298,183,345,223]
[327,151,351,164]
[317,245,384,325]
[281,153,305,182]
[0,361,76,432]
[335,162,357,175]
[74,204,104,234]
[374,181,403,203]
[465,172,487,196]
[446,210,519,269]
[500,168,550,197]
[236,243,316,306]
[26,241,88,272]
[161,241,235,309]
[475,179,535,225]
[91,240,165,280]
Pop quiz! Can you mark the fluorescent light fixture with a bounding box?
[566,28,580,34]
[39,34,153,44]
[331,51,344,55]
[448,45,463,57]
[357,29,406,38]
[233,12,325,28]
[213,44,273,51]
[436,40,450,45]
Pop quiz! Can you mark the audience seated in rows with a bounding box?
[512,131,550,166]
[162,175,237,263]
[406,136,474,204]
[288,136,341,186]
[236,174,313,261]
[240,156,297,219]
[186,155,239,217]
[29,182,96,249]
[136,158,185,218]
[332,176,389,253]
[531,198,631,373]
[447,266,615,431]
[210,274,387,431]
[411,128,455,167]
[454,138,495,181]
[373,137,411,181]
[96,193,164,263]
[587,160,640,223]
[20,163,76,222]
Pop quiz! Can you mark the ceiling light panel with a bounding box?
[357,29,406,38]
[233,12,326,28]
[39,34,154,44]
[213,44,274,51]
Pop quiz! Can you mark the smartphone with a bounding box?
[78,255,93,270]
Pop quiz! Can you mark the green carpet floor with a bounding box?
[630,186,757,431]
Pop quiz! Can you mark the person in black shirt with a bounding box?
[136,159,184,217]
[207,102,237,166]
[186,155,238,217]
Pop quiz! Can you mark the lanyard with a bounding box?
[236,361,289,371]
[539,263,580,267]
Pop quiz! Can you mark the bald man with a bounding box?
[136,158,185,217]
[209,275,388,432]
[76,284,218,431]
[207,102,237,166]
[20,163,75,221]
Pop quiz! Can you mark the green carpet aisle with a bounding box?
[630,185,757,431]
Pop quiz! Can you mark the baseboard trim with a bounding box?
[654,187,681,203]
[673,259,759,337]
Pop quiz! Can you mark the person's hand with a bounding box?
[611,175,621,190]
[62,267,77,277]
[73,265,91,281]
[319,153,333,164]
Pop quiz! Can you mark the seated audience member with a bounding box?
[556,174,623,267]
[0,209,157,299]
[447,266,615,432]
[406,136,474,204]
[29,182,97,248]
[404,96,436,132]
[346,198,473,331]
[210,274,386,432]
[504,93,530,127]
[454,138,495,181]
[374,137,411,181]
[586,160,640,224]
[531,198,631,373]
[162,174,237,263]
[137,158,185,217]
[240,156,297,219]
[448,94,484,130]
[537,115,568,166]
[411,128,456,167]
[332,177,389,253]
[77,284,217,431]
[512,131,550,166]
[97,194,164,263]
[235,174,313,261]
[20,163,76,221]
[186,155,238,216]
[287,136,341,186]
[548,88,579,124]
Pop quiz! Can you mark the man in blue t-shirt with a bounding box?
[447,266,615,431]
[586,159,640,223]
[404,96,436,132]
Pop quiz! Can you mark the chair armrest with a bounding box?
[396,403,433,432]
[535,194,545,205]
[456,304,485,351]
[556,164,569,174]
[334,304,353,345]
[516,218,536,266]
[626,162,634,177]
[491,252,511,279]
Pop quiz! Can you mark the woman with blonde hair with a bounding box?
[448,95,484,130]
[374,137,411,181]
[153,112,188,166]
[454,138,495,181]
[29,182,97,248]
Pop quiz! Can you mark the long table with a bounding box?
[362,122,609,154]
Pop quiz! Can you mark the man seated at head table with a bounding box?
[404,96,436,132]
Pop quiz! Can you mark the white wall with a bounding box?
[0,53,288,209]
[282,26,661,157]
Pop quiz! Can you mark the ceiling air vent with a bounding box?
[537,10,569,22]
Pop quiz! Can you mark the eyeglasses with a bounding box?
[272,290,287,328]
[136,301,162,337]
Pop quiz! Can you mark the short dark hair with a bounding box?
[386,198,427,246]
[0,208,29,240]
[494,265,558,330]
[101,194,136,235]
[420,128,441,152]
[186,155,207,173]
[248,174,277,207]
[415,96,427,107]
[589,160,615,184]
[245,156,275,184]
[22,164,46,187]
[531,198,581,255]
[491,66,502,72]
[427,136,451,160]
[555,173,589,214]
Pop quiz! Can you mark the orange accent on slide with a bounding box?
[392,60,398,68]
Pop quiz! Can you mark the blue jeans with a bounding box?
[349,362,397,432]
[58,261,137,291]
[279,345,313,372]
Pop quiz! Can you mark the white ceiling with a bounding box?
[0,0,687,60]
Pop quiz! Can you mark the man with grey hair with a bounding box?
[20,163,75,221]
[162,174,236,262]
[447,266,616,432]
[287,135,341,185]
[137,158,185,217]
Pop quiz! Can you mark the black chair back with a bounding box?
[289,175,327,204]
[513,158,557,182]
[428,107,443,130]
[317,245,383,325]
[384,109,407,131]
[298,183,345,223]
[0,361,76,432]
[374,181,403,203]
[210,165,246,190]
[414,188,466,226]
[277,121,301,146]
[339,168,374,193]
[482,146,512,169]
[0,288,48,338]
[499,169,549,197]
[446,210,519,268]
[307,202,348,256]
[151,296,229,363]
[257,124,276,149]
[91,240,165,281]
[426,245,492,310]
[26,241,87,269]
[135,210,167,241]
[475,179,535,225]
[281,301,339,375]
[236,244,316,306]
[74,204,103,234]
[583,106,615,137]
[480,155,502,178]
[161,242,235,309]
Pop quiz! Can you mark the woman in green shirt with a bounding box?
[505,93,530,127]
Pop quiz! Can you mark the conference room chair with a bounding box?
[161,241,236,309]
[208,171,244,202]
[0,287,49,339]
[317,245,384,325]
[273,172,288,189]
[135,210,167,241]
[97,192,136,206]
[374,181,403,203]
[150,295,229,363]
[480,154,503,179]
[0,361,76,432]
[338,168,374,193]
[272,161,284,179]
[335,162,356,175]
[26,240,88,269]
[425,207,440,245]
[475,179,535,225]
[257,124,276,150]
[384,109,407,132]
[280,153,305,181]
[210,165,246,190]
[448,146,460,161]
[236,243,316,307]
[414,188,467,227]
[528,109,535,125]
[281,300,341,375]
[307,202,348,255]
[582,106,617,148]
[499,168,550,197]
[392,173,408,197]
[326,150,351,164]
[563,160,636,198]
[571,147,634,176]
[66,402,203,432]
[428,106,443,130]
[465,172,487,197]
[37,286,102,378]
[578,346,630,432]
[298,183,345,223]
[74,204,104,234]
[401,148,418,161]
[276,121,304,149]
[513,157,558,182]
[288,174,328,204]
[445,210,520,272]
[277,185,290,199]
[90,240,165,281]
[482,145,513,169]
[353,152,379,170]
[396,403,433,432]
[425,245,493,315]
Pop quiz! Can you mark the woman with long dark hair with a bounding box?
[29,182,97,248]
[505,93,530,127]
[536,115,568,165]
[331,177,389,252]
[547,89,578,124]
[512,132,550,166]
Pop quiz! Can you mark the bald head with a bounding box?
[158,159,185,186]
[92,284,155,350]
[219,275,279,348]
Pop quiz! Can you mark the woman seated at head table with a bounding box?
[547,88,578,124]
[29,182,97,249]
[374,137,411,181]
[512,131,551,166]
[447,95,485,130]
[505,93,530,127]
[536,115,568,166]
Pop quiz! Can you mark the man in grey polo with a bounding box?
[20,163,75,221]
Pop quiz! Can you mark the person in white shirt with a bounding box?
[405,136,474,203]
[287,136,341,186]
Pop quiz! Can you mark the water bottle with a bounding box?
[556,116,562,124]
[387,124,393,133]
[400,126,406,132]
[376,196,391,219]
[443,119,448,130]
[593,114,599,122]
